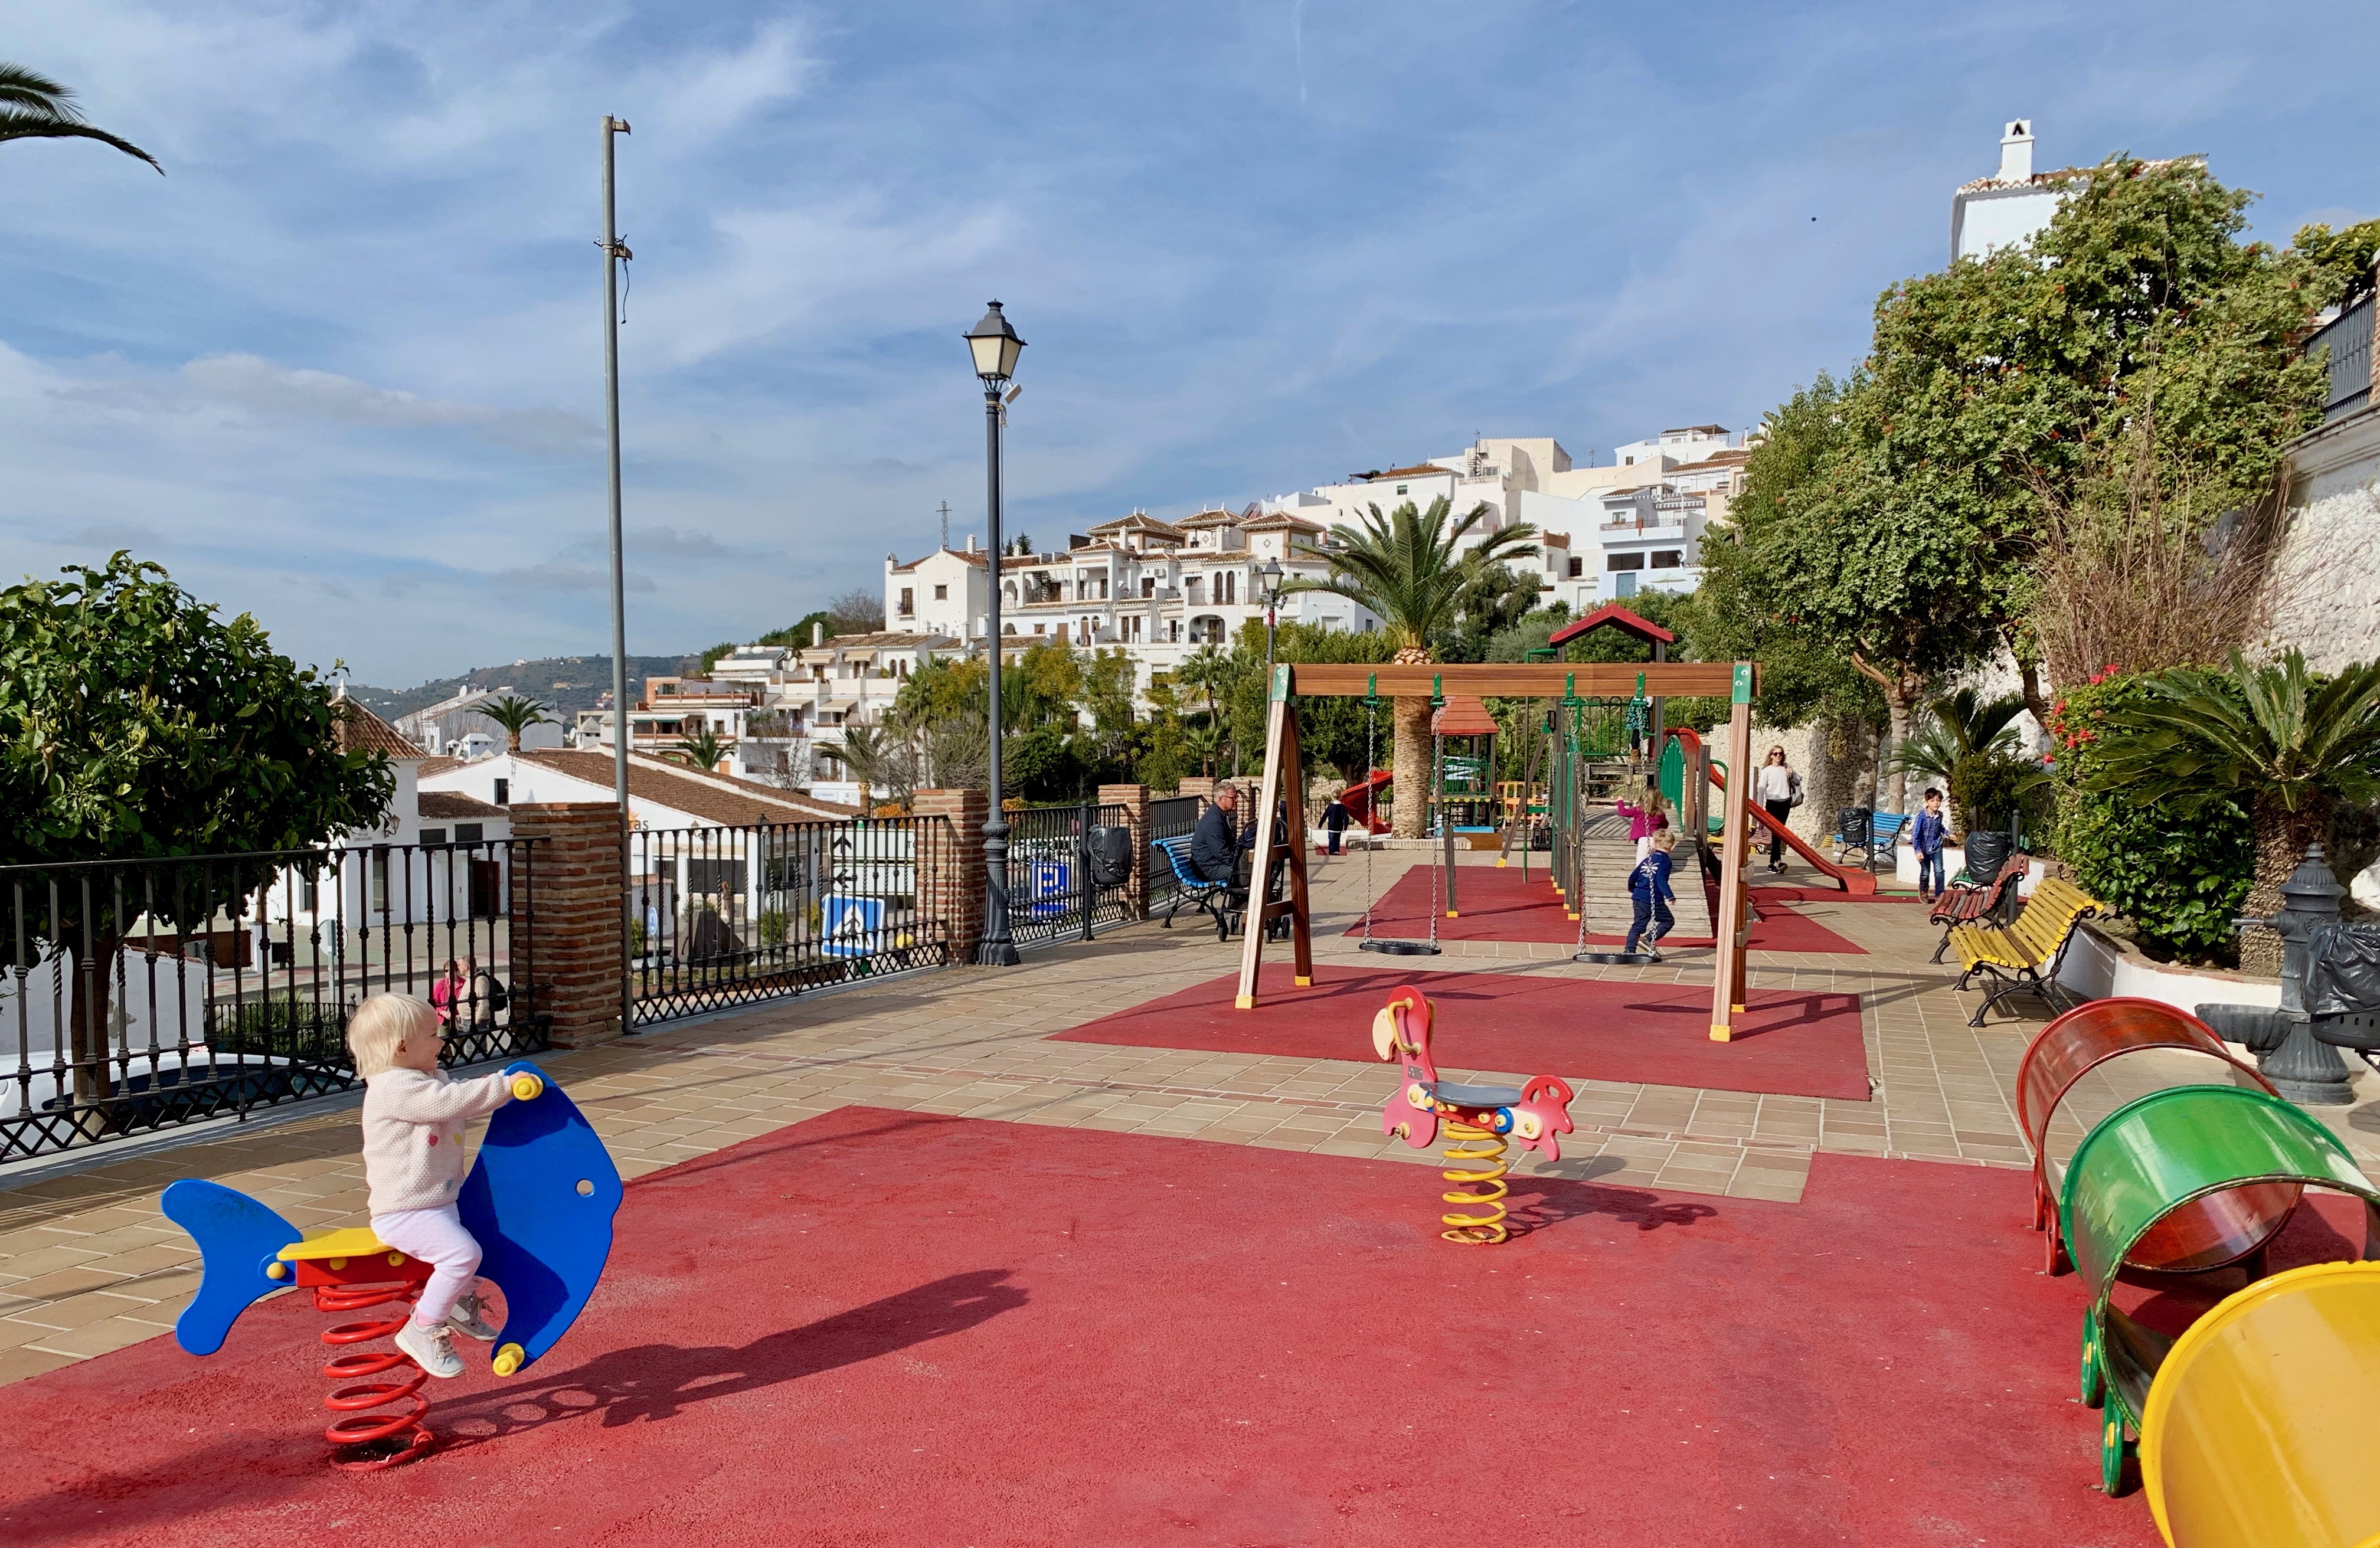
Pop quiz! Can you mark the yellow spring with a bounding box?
[1438,1119,1510,1245]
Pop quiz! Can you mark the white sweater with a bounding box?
[361,1068,516,1216]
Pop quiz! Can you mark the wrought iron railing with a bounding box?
[1002,801,1132,950]
[2310,296,2374,424]
[629,816,949,1026]
[1146,794,1205,913]
[1,840,548,1165]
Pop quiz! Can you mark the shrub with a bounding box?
[757,910,789,948]
[2048,670,2254,958]
[1947,750,2050,842]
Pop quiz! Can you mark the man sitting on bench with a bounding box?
[1191,784,1253,883]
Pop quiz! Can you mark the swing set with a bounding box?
[1235,658,1764,1040]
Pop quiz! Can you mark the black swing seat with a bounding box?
[1360,938,1442,957]
[1573,950,1655,966]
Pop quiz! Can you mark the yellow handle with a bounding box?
[509,1073,544,1101]
[492,1343,525,1377]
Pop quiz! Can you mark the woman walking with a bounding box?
[1753,745,1803,875]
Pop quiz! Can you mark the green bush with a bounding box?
[757,909,789,948]
[1947,750,2049,842]
[2049,673,2254,958]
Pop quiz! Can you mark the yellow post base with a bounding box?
[1234,994,1256,1010]
[1293,976,1312,987]
[1495,858,1507,868]
[1566,912,1580,922]
[1709,1025,1734,1042]
[1445,911,1460,919]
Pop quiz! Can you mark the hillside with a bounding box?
[344,654,699,720]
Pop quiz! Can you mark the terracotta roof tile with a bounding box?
[419,790,505,820]
[512,750,864,826]
[331,700,421,760]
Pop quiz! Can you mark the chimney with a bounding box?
[812,621,824,647]
[1998,119,2034,183]
[966,533,979,553]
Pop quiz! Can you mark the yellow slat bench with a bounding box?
[1948,876,2104,1027]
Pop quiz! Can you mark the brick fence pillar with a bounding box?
[508,802,626,1049]
[1178,776,1216,801]
[1097,783,1150,921]
[914,788,989,966]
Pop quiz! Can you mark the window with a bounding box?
[420,827,448,847]
[898,587,914,614]
[1221,572,1236,604]
[1606,554,1644,571]
[493,778,510,805]
[1651,550,1683,570]
[371,849,390,914]
[1395,484,1408,495]
[1169,620,1181,642]
[1034,623,1047,635]
[1142,577,1155,598]
[455,823,484,844]
[299,871,319,912]
[1567,556,1583,578]
[933,584,947,600]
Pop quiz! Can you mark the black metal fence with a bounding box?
[629,816,949,1026]
[2310,294,2373,424]
[1145,794,1205,915]
[2,841,548,1165]
[1002,801,1132,950]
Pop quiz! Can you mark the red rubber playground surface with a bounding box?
[0,1107,2164,1548]
[1348,862,1866,953]
[1052,963,1873,1100]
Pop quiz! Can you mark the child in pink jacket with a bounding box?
[1613,784,1672,862]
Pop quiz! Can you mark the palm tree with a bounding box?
[1281,496,1536,836]
[1,64,161,172]
[1175,646,1228,723]
[2090,649,2380,973]
[479,695,551,754]
[671,725,728,773]
[1889,686,2038,828]
[1185,718,1226,780]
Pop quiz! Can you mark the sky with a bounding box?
[3,1,2375,687]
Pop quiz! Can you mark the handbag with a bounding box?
[1788,771,1806,809]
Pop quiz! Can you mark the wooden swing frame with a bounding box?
[1235,659,1762,1040]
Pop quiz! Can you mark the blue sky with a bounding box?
[4,1,2375,686]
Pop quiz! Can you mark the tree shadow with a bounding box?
[437,1267,1027,1445]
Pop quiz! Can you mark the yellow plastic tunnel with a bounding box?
[2140,1261,2380,1547]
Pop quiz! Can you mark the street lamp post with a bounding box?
[1260,556,1284,683]
[965,301,1025,967]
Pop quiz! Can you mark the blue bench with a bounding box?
[1832,809,1909,867]
[1153,836,1234,940]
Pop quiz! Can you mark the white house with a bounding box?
[1951,119,2197,263]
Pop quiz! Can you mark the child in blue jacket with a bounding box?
[1911,788,1949,901]
[1625,829,1678,960]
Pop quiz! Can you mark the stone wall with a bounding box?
[506,803,625,1049]
[2267,407,2380,673]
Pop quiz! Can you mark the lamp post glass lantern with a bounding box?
[965,301,1025,966]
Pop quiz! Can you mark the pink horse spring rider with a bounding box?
[1372,984,1576,1243]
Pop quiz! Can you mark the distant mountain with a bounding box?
[343,654,700,721]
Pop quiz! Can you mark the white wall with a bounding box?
[2266,410,2380,673]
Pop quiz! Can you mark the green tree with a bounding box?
[0,64,160,172]
[2291,218,2380,309]
[479,694,551,754]
[2084,650,2380,973]
[1173,646,1229,722]
[1280,496,1536,835]
[0,555,394,1106]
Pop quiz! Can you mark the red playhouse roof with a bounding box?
[1431,695,1498,737]
[1547,603,1676,649]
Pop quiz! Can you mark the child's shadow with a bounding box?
[439,1267,1026,1444]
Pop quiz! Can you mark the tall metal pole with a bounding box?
[977,381,1019,965]
[601,114,634,1031]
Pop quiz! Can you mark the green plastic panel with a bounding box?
[2060,1085,2377,1304]
[1658,735,1685,812]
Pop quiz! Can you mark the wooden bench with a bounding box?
[1947,876,2103,1026]
[1927,851,2030,963]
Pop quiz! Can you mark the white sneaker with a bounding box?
[395,1318,465,1379]
[445,1291,499,1343]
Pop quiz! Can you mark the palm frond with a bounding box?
[0,108,162,172]
[0,64,76,115]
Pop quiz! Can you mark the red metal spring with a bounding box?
[315,1280,435,1471]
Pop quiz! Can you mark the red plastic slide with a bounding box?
[1672,729,1877,896]
[1339,769,1394,834]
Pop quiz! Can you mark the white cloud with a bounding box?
[180,354,599,453]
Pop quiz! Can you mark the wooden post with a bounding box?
[1710,665,1755,1040]
[1235,666,1313,1009]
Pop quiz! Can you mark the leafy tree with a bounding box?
[2084,650,2380,972]
[1173,646,1229,723]
[2291,218,2380,309]
[1726,156,2324,810]
[0,555,394,1106]
[1,64,159,172]
[1888,687,2028,788]
[1280,496,1536,835]
[825,588,885,637]
[480,694,551,754]
[1184,718,1226,780]
[670,725,727,773]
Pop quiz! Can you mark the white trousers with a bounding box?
[372,1205,482,1326]
[1634,836,1653,862]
